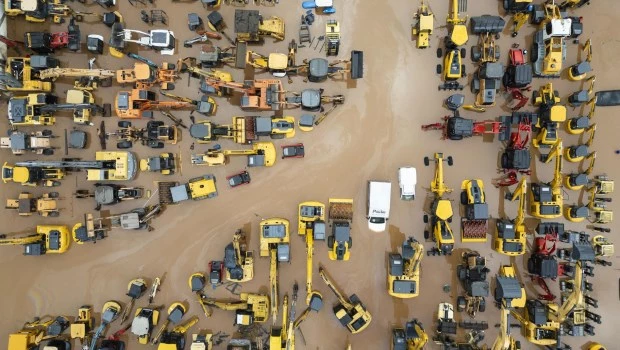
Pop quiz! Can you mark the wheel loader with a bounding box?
[6,192,60,217]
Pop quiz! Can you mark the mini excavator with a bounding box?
[495,176,527,256]
[189,273,214,319]
[120,278,148,323]
[200,293,269,325]
[423,153,455,255]
[530,140,563,219]
[151,303,189,345]
[90,301,122,350]
[259,218,290,322]
[191,142,276,167]
[319,266,372,334]
[568,39,592,81]
[157,316,198,350]
[391,319,428,350]
[0,225,70,255]
[565,151,596,191]
[387,237,423,298]
[224,230,254,282]
[8,316,70,350]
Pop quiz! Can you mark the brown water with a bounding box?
[1,0,620,349]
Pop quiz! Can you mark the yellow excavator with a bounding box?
[201,293,269,325]
[269,294,290,350]
[189,272,214,319]
[190,142,276,167]
[492,267,524,350]
[0,225,70,255]
[423,153,455,255]
[152,303,189,345]
[495,177,527,256]
[224,230,254,283]
[391,319,428,350]
[565,151,595,191]
[120,278,148,323]
[298,201,326,312]
[319,266,372,334]
[387,237,423,298]
[530,140,563,219]
[8,316,70,350]
[157,316,198,350]
[260,218,290,322]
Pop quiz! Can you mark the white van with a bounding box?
[398,167,417,200]
[367,181,392,232]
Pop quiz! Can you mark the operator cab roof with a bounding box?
[95,186,116,205]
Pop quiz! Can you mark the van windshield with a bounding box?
[369,217,386,224]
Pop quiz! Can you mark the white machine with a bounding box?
[398,167,417,201]
[367,181,392,232]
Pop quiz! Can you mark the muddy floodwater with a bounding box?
[1,0,620,349]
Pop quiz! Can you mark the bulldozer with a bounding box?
[423,153,455,256]
[1,130,55,155]
[0,225,70,256]
[259,218,290,320]
[456,251,490,318]
[495,177,527,256]
[8,316,71,350]
[109,120,179,149]
[391,319,428,350]
[1,55,58,93]
[191,142,276,167]
[530,140,563,219]
[319,266,372,334]
[234,9,284,42]
[117,62,178,90]
[158,174,218,204]
[327,198,353,261]
[140,153,177,175]
[298,201,326,310]
[114,89,206,119]
[411,0,433,49]
[6,192,60,217]
[200,293,269,325]
[224,230,254,282]
[2,162,65,187]
[387,237,423,298]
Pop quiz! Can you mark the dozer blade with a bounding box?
[350,50,364,80]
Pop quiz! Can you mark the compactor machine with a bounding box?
[495,177,527,256]
[327,198,353,261]
[131,306,160,344]
[6,192,60,217]
[387,237,423,298]
[423,153,455,255]
[460,179,489,242]
[319,266,372,334]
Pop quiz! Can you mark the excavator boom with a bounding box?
[319,267,353,309]
[0,234,44,246]
[404,240,424,278]
[512,177,527,227]
[38,68,115,80]
[306,232,314,296]
[551,141,564,189]
[270,248,279,322]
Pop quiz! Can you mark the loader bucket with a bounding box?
[470,15,505,34]
[350,50,364,79]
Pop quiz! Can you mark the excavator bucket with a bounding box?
[470,15,505,34]
[350,50,364,80]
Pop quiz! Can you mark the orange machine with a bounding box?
[203,78,284,111]
[116,62,178,90]
[114,89,196,119]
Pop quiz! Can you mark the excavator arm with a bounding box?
[38,68,115,80]
[0,234,44,246]
[404,239,424,278]
[492,307,515,350]
[204,299,248,311]
[170,316,199,334]
[232,232,244,267]
[270,248,279,322]
[557,261,584,322]
[551,141,564,190]
[160,91,197,105]
[512,177,527,227]
[585,123,597,147]
[319,267,353,310]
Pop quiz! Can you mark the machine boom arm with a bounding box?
[319,267,353,309]
[15,160,108,169]
[38,68,115,80]
[404,240,424,278]
[512,177,527,227]
[0,234,43,246]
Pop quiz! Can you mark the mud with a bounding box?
[1,0,620,349]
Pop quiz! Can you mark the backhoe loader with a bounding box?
[90,301,122,350]
[445,0,468,48]
[200,293,269,325]
[114,89,202,119]
[387,237,423,298]
[495,177,527,256]
[224,230,254,282]
[117,62,178,90]
[530,140,563,219]
[568,39,592,81]
[177,57,234,84]
[0,225,70,255]
[8,91,109,126]
[234,9,285,42]
[391,319,428,350]
[8,316,70,350]
[319,266,372,334]
[2,162,64,187]
[411,1,433,49]
[4,0,86,23]
[72,205,161,243]
[6,192,60,217]
[298,202,326,309]
[456,251,489,318]
[1,130,55,156]
[423,153,455,256]
[2,55,58,92]
[259,218,290,321]
[191,142,276,167]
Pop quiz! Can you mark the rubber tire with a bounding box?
[461,191,468,205]
[118,121,132,128]
[327,235,335,249]
[103,103,111,117]
[457,296,466,312]
[270,133,285,139]
[117,140,132,149]
[471,46,481,63]
[165,83,175,91]
[348,237,353,248]
[424,230,430,240]
[527,257,536,274]
[423,214,428,223]
[424,156,430,166]
[447,217,452,223]
[48,211,60,217]
[42,148,54,156]
[447,156,454,166]
[461,65,466,77]
[479,298,486,312]
[49,192,59,198]
[461,48,466,59]
[437,48,443,58]
[436,64,442,74]
[42,129,53,136]
[167,63,176,70]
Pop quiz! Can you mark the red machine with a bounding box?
[421,116,504,140]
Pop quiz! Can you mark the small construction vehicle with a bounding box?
[588,186,613,224]
[493,269,524,350]
[285,88,345,112]
[6,192,60,217]
[118,28,176,55]
[70,306,94,348]
[190,332,213,350]
[190,142,276,167]
[158,174,218,204]
[154,307,199,348]
[227,170,251,187]
[114,89,208,119]
[495,177,527,256]
[224,230,254,282]
[327,198,353,261]
[592,235,614,258]
[456,251,490,318]
[298,201,326,312]
[109,120,179,149]
[423,153,455,256]
[387,237,423,298]
[259,218,290,319]
[503,47,533,91]
[319,266,372,334]
[436,302,457,335]
[470,16,504,63]
[282,143,305,159]
[460,179,488,242]
[1,55,58,93]
[89,301,122,350]
[0,225,70,255]
[75,183,143,210]
[140,153,177,175]
[421,115,504,141]
[411,1,433,49]
[530,140,563,219]
[131,306,160,344]
[531,3,572,77]
[8,316,71,350]
[72,205,161,243]
[436,48,466,90]
[234,10,284,42]
[117,62,178,90]
[471,62,504,107]
[567,39,592,81]
[2,162,65,187]
[1,130,55,155]
[8,92,109,126]
[392,319,428,350]
[120,278,148,323]
[201,293,269,325]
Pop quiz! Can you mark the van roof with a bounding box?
[399,167,417,183]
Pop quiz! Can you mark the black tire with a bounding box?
[167,63,176,70]
[436,64,442,74]
[503,0,509,11]
[348,237,353,248]
[447,217,452,223]
[118,121,131,128]
[327,235,335,249]
[494,46,501,60]
[479,298,486,312]
[471,46,481,63]
[103,103,111,117]
[460,48,466,59]
[531,43,538,63]
[424,230,430,240]
[532,90,540,104]
[456,265,466,281]
[49,192,59,198]
[48,211,60,217]
[461,191,468,205]
[527,257,536,274]
[423,214,428,223]
[151,142,165,149]
[117,140,132,149]
[270,133,285,139]
[447,156,454,166]
[501,153,510,169]
[42,129,53,136]
[461,65,466,77]
[437,47,443,58]
[457,296,466,312]
[42,148,54,156]
[165,83,175,91]
[424,156,430,166]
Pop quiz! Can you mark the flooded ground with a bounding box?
[1,0,619,349]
